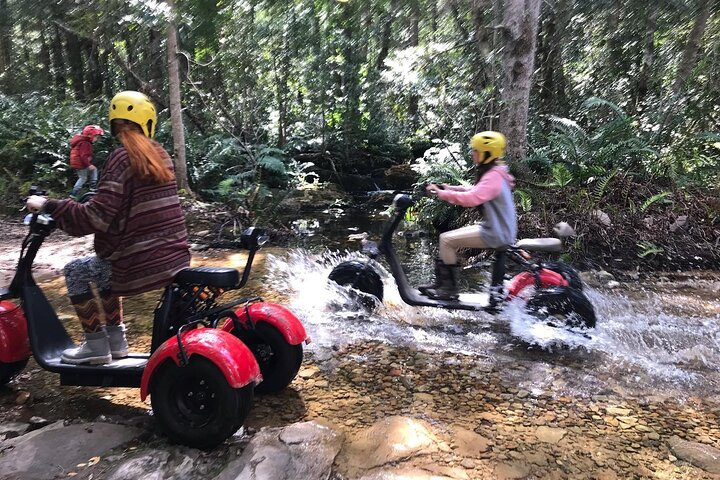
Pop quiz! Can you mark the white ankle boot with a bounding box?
[61,331,112,365]
[105,324,129,359]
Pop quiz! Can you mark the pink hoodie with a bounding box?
[436,165,516,207]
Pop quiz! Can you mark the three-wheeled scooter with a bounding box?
[0,192,308,448]
[329,192,596,329]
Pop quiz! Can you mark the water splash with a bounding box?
[265,249,720,399]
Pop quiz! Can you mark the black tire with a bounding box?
[234,322,303,394]
[0,358,28,385]
[328,260,384,309]
[150,356,253,449]
[541,261,584,291]
[525,286,597,329]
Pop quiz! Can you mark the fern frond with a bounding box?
[640,192,672,212]
[582,96,627,119]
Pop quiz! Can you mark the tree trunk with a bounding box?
[407,0,421,127]
[499,0,542,165]
[376,0,397,70]
[471,0,492,90]
[64,30,85,100]
[50,24,66,98]
[166,0,192,195]
[635,8,658,104]
[538,0,569,114]
[39,28,53,90]
[0,0,13,92]
[147,29,164,92]
[672,0,714,95]
[84,40,103,98]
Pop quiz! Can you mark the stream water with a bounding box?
[266,199,720,403]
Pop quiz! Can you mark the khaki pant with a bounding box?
[439,225,489,264]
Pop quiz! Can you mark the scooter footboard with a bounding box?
[222,302,308,345]
[140,329,261,401]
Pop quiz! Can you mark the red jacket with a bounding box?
[69,134,93,169]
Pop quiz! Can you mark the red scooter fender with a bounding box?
[506,269,569,299]
[0,301,31,363]
[221,302,308,345]
[140,328,262,401]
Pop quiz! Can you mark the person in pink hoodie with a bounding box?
[69,125,104,198]
[421,131,517,300]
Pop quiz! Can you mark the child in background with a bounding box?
[69,125,104,198]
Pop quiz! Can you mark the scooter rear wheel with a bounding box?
[150,356,253,449]
[329,260,384,309]
[541,262,584,291]
[234,322,303,394]
[525,286,597,329]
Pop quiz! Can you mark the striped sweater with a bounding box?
[46,144,190,296]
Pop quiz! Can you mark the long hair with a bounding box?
[474,159,497,184]
[111,120,174,184]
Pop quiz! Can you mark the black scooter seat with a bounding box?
[174,267,240,288]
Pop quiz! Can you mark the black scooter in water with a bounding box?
[329,193,596,329]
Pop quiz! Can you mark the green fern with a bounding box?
[548,163,573,187]
[514,189,533,213]
[637,241,664,258]
[640,191,672,212]
[582,96,627,119]
[592,169,618,205]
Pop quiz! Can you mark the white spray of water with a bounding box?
[266,249,720,397]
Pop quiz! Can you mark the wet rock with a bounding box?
[14,391,30,405]
[493,462,530,479]
[667,435,720,474]
[534,426,567,444]
[0,422,29,440]
[591,209,612,226]
[338,416,439,477]
[670,215,688,233]
[357,466,456,480]
[0,421,141,480]
[106,450,170,480]
[452,426,490,457]
[384,164,418,190]
[28,416,50,430]
[214,421,343,480]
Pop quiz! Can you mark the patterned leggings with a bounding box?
[64,256,123,333]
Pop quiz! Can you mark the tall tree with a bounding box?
[0,0,14,92]
[672,0,714,95]
[166,0,191,194]
[499,0,542,164]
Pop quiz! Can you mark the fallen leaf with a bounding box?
[88,456,101,466]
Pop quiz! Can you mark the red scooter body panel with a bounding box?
[0,301,31,363]
[506,269,569,299]
[140,328,261,401]
[221,302,307,345]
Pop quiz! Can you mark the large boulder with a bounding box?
[214,421,344,480]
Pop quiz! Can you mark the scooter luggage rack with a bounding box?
[173,297,260,366]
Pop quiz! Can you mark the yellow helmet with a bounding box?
[109,91,157,138]
[470,131,506,164]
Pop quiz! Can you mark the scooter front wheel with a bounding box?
[0,358,29,385]
[329,260,384,309]
[525,286,597,329]
[234,322,303,394]
[150,356,253,449]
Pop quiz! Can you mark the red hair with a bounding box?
[112,120,174,184]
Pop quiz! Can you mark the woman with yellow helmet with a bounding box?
[26,91,190,365]
[422,131,518,300]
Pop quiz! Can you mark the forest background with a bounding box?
[0,0,718,270]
